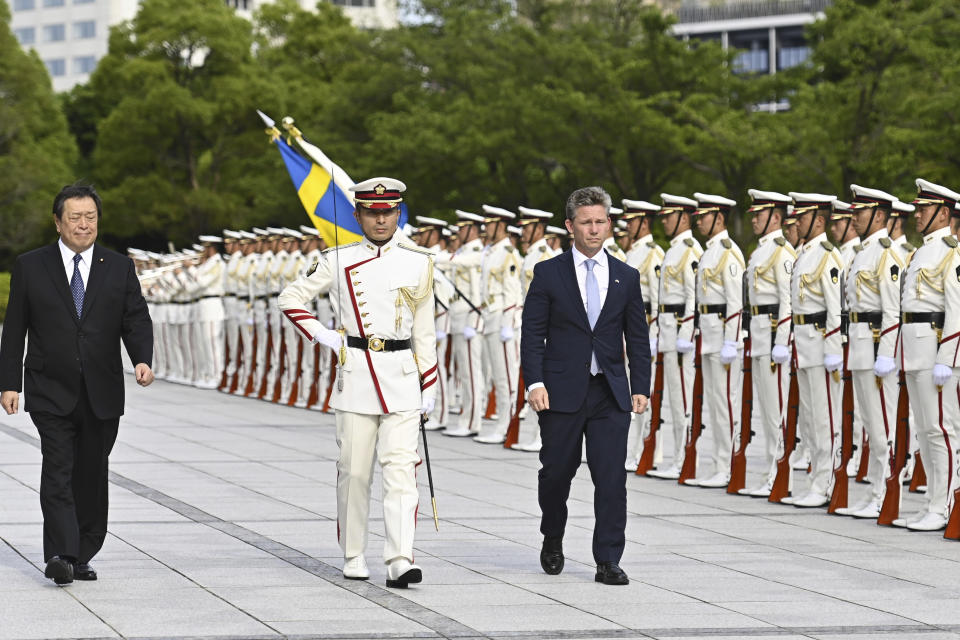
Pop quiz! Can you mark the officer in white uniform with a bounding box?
[186,236,226,389]
[278,178,437,587]
[443,211,487,437]
[685,193,745,487]
[294,226,323,408]
[474,205,523,444]
[415,216,453,430]
[897,178,960,531]
[249,228,274,397]
[221,231,243,391]
[788,195,844,508]
[622,200,666,470]
[265,228,290,400]
[603,207,628,262]
[648,194,702,479]
[233,231,259,395]
[277,228,305,403]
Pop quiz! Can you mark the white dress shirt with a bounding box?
[58,238,93,290]
[570,244,609,314]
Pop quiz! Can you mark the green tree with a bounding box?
[0,0,78,267]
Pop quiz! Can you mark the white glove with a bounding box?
[771,344,790,364]
[676,338,695,354]
[823,353,843,372]
[649,336,658,355]
[499,325,514,342]
[326,318,335,329]
[463,326,477,340]
[873,355,896,378]
[720,341,738,365]
[436,330,447,342]
[421,396,436,415]
[933,363,953,387]
[312,326,343,351]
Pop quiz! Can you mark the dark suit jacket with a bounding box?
[521,249,650,413]
[0,242,153,419]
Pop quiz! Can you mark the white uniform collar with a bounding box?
[758,229,784,245]
[669,229,693,247]
[860,228,888,248]
[705,229,729,250]
[840,237,859,252]
[923,225,952,245]
[802,232,828,252]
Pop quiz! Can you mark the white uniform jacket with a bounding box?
[625,236,664,340]
[790,233,844,369]
[696,231,745,354]
[657,230,702,351]
[746,230,795,356]
[845,229,903,370]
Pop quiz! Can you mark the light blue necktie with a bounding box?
[70,254,84,318]
[585,258,601,374]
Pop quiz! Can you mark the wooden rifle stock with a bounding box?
[856,439,870,483]
[879,371,910,526]
[828,344,855,513]
[636,351,664,475]
[728,334,752,494]
[678,335,703,484]
[909,452,927,492]
[769,345,798,503]
[504,370,525,448]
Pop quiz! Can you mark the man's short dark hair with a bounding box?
[565,186,612,221]
[53,183,102,220]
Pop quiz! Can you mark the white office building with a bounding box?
[226,0,398,31]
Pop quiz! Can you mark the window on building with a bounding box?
[224,0,249,8]
[43,23,66,42]
[44,0,65,6]
[13,0,36,10]
[74,0,95,4]
[45,58,66,77]
[14,27,36,44]
[73,20,96,39]
[730,29,769,74]
[777,26,811,71]
[74,56,97,74]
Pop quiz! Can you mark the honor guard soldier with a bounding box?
[266,227,290,400]
[415,216,454,429]
[739,190,795,496]
[511,206,557,452]
[687,193,745,487]
[278,228,305,403]
[250,228,274,396]
[233,231,259,395]
[475,205,523,444]
[889,201,917,260]
[544,225,566,253]
[603,207,628,262]
[788,193,845,507]
[622,199,666,471]
[782,205,800,249]
[294,225,323,408]
[832,185,903,519]
[188,236,226,389]
[648,194,702,479]
[897,178,960,531]
[278,177,437,587]
[830,202,861,265]
[443,211,486,437]
[222,231,244,391]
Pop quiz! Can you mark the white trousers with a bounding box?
[224,299,240,377]
[336,410,420,563]
[196,320,225,385]
[268,300,282,386]
[905,370,959,518]
[298,338,318,406]
[797,366,842,497]
[477,333,518,440]
[253,299,269,387]
[852,369,898,502]
[453,334,484,432]
[663,351,694,468]
[281,321,299,400]
[753,356,789,483]
[431,336,450,427]
[701,352,742,477]
[237,304,255,391]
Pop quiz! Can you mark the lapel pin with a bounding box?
[614,279,620,284]
[99,258,104,262]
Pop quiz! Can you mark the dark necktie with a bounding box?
[70,253,84,318]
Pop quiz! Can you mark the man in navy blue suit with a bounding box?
[521,186,650,586]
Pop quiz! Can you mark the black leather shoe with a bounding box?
[540,536,564,575]
[74,563,97,581]
[595,562,629,585]
[44,556,74,585]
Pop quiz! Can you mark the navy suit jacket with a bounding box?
[520,249,650,414]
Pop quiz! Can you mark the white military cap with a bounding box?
[441,228,452,237]
[161,254,180,264]
[748,189,791,212]
[299,224,321,237]
[693,192,736,215]
[198,235,222,245]
[252,227,269,236]
[616,219,628,229]
[239,230,259,241]
[481,204,516,221]
[415,216,448,229]
[456,210,485,225]
[788,192,837,216]
[914,178,960,207]
[282,227,303,239]
[829,199,853,220]
[659,193,698,213]
[266,226,285,237]
[350,177,405,208]
[222,230,241,239]
[544,225,566,237]
[608,206,624,218]
[191,243,204,251]
[448,224,459,233]
[507,225,521,236]
[517,206,553,223]
[892,200,915,216]
[849,184,897,209]
[147,251,162,260]
[402,223,418,236]
[621,199,660,218]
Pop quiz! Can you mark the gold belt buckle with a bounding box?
[368,337,385,352]
[793,314,803,325]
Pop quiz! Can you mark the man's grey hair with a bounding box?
[565,186,612,221]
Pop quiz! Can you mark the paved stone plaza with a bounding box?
[2,377,960,640]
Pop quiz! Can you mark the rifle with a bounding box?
[856,439,870,483]
[503,370,525,449]
[678,326,703,485]
[728,276,752,494]
[878,370,910,525]
[636,351,664,475]
[769,343,799,503]
[909,451,927,492]
[828,290,854,513]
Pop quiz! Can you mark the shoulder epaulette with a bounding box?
[903,242,916,252]
[879,237,891,249]
[721,238,732,249]
[538,245,547,252]
[398,244,435,256]
[821,240,835,252]
[647,240,657,249]
[473,246,481,252]
[505,245,515,253]
[321,242,358,255]
[306,261,319,277]
[683,238,694,247]
[774,237,786,246]
[944,236,958,248]
[853,244,863,253]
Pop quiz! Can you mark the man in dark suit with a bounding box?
[521,186,650,585]
[0,183,154,585]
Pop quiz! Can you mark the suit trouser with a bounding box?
[336,410,420,563]
[905,370,958,518]
[453,334,484,432]
[753,356,788,483]
[663,351,694,468]
[852,369,898,503]
[701,352,742,477]
[538,374,630,564]
[31,385,119,564]
[797,366,842,497]
[479,332,518,439]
